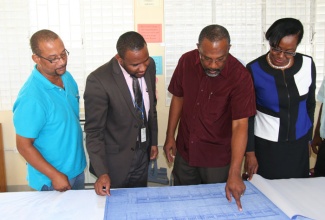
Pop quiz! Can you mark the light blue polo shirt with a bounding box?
[317,76,325,139]
[13,65,86,190]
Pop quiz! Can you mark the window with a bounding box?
[1,1,325,109]
[164,0,325,105]
[0,0,134,111]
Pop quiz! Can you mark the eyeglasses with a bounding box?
[36,49,69,63]
[199,52,228,64]
[270,47,296,57]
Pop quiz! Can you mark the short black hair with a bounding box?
[116,31,147,59]
[198,24,231,45]
[30,29,59,55]
[266,18,304,47]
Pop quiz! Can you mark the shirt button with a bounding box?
[197,103,199,105]
[191,141,194,144]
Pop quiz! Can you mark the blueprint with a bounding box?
[104,181,289,220]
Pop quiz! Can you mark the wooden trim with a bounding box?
[0,124,7,192]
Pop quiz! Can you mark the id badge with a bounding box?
[141,127,146,143]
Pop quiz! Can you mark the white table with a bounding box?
[0,190,106,220]
[0,175,324,220]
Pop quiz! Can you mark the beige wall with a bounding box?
[134,0,169,147]
[0,111,27,186]
[133,0,173,175]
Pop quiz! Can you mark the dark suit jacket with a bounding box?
[84,57,158,187]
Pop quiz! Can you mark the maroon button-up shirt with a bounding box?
[168,49,256,167]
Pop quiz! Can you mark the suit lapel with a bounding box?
[111,59,139,120]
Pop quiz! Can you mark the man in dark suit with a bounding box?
[84,31,158,196]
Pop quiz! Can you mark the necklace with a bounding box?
[267,53,291,69]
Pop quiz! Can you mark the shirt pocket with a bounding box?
[205,95,229,122]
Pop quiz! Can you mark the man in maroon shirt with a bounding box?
[164,24,256,211]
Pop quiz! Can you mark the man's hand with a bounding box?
[150,146,159,160]
[244,152,258,180]
[95,174,111,196]
[311,137,322,154]
[16,134,72,192]
[51,172,71,192]
[163,137,177,163]
[225,174,246,211]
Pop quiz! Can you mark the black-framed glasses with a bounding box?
[36,49,69,63]
[270,47,296,57]
[198,51,228,64]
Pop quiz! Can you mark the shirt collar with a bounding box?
[118,62,131,79]
[32,65,65,90]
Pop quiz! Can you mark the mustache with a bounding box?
[55,64,67,70]
[205,68,221,77]
[207,69,220,72]
[54,64,67,76]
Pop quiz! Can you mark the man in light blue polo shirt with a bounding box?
[311,76,325,177]
[13,29,86,191]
